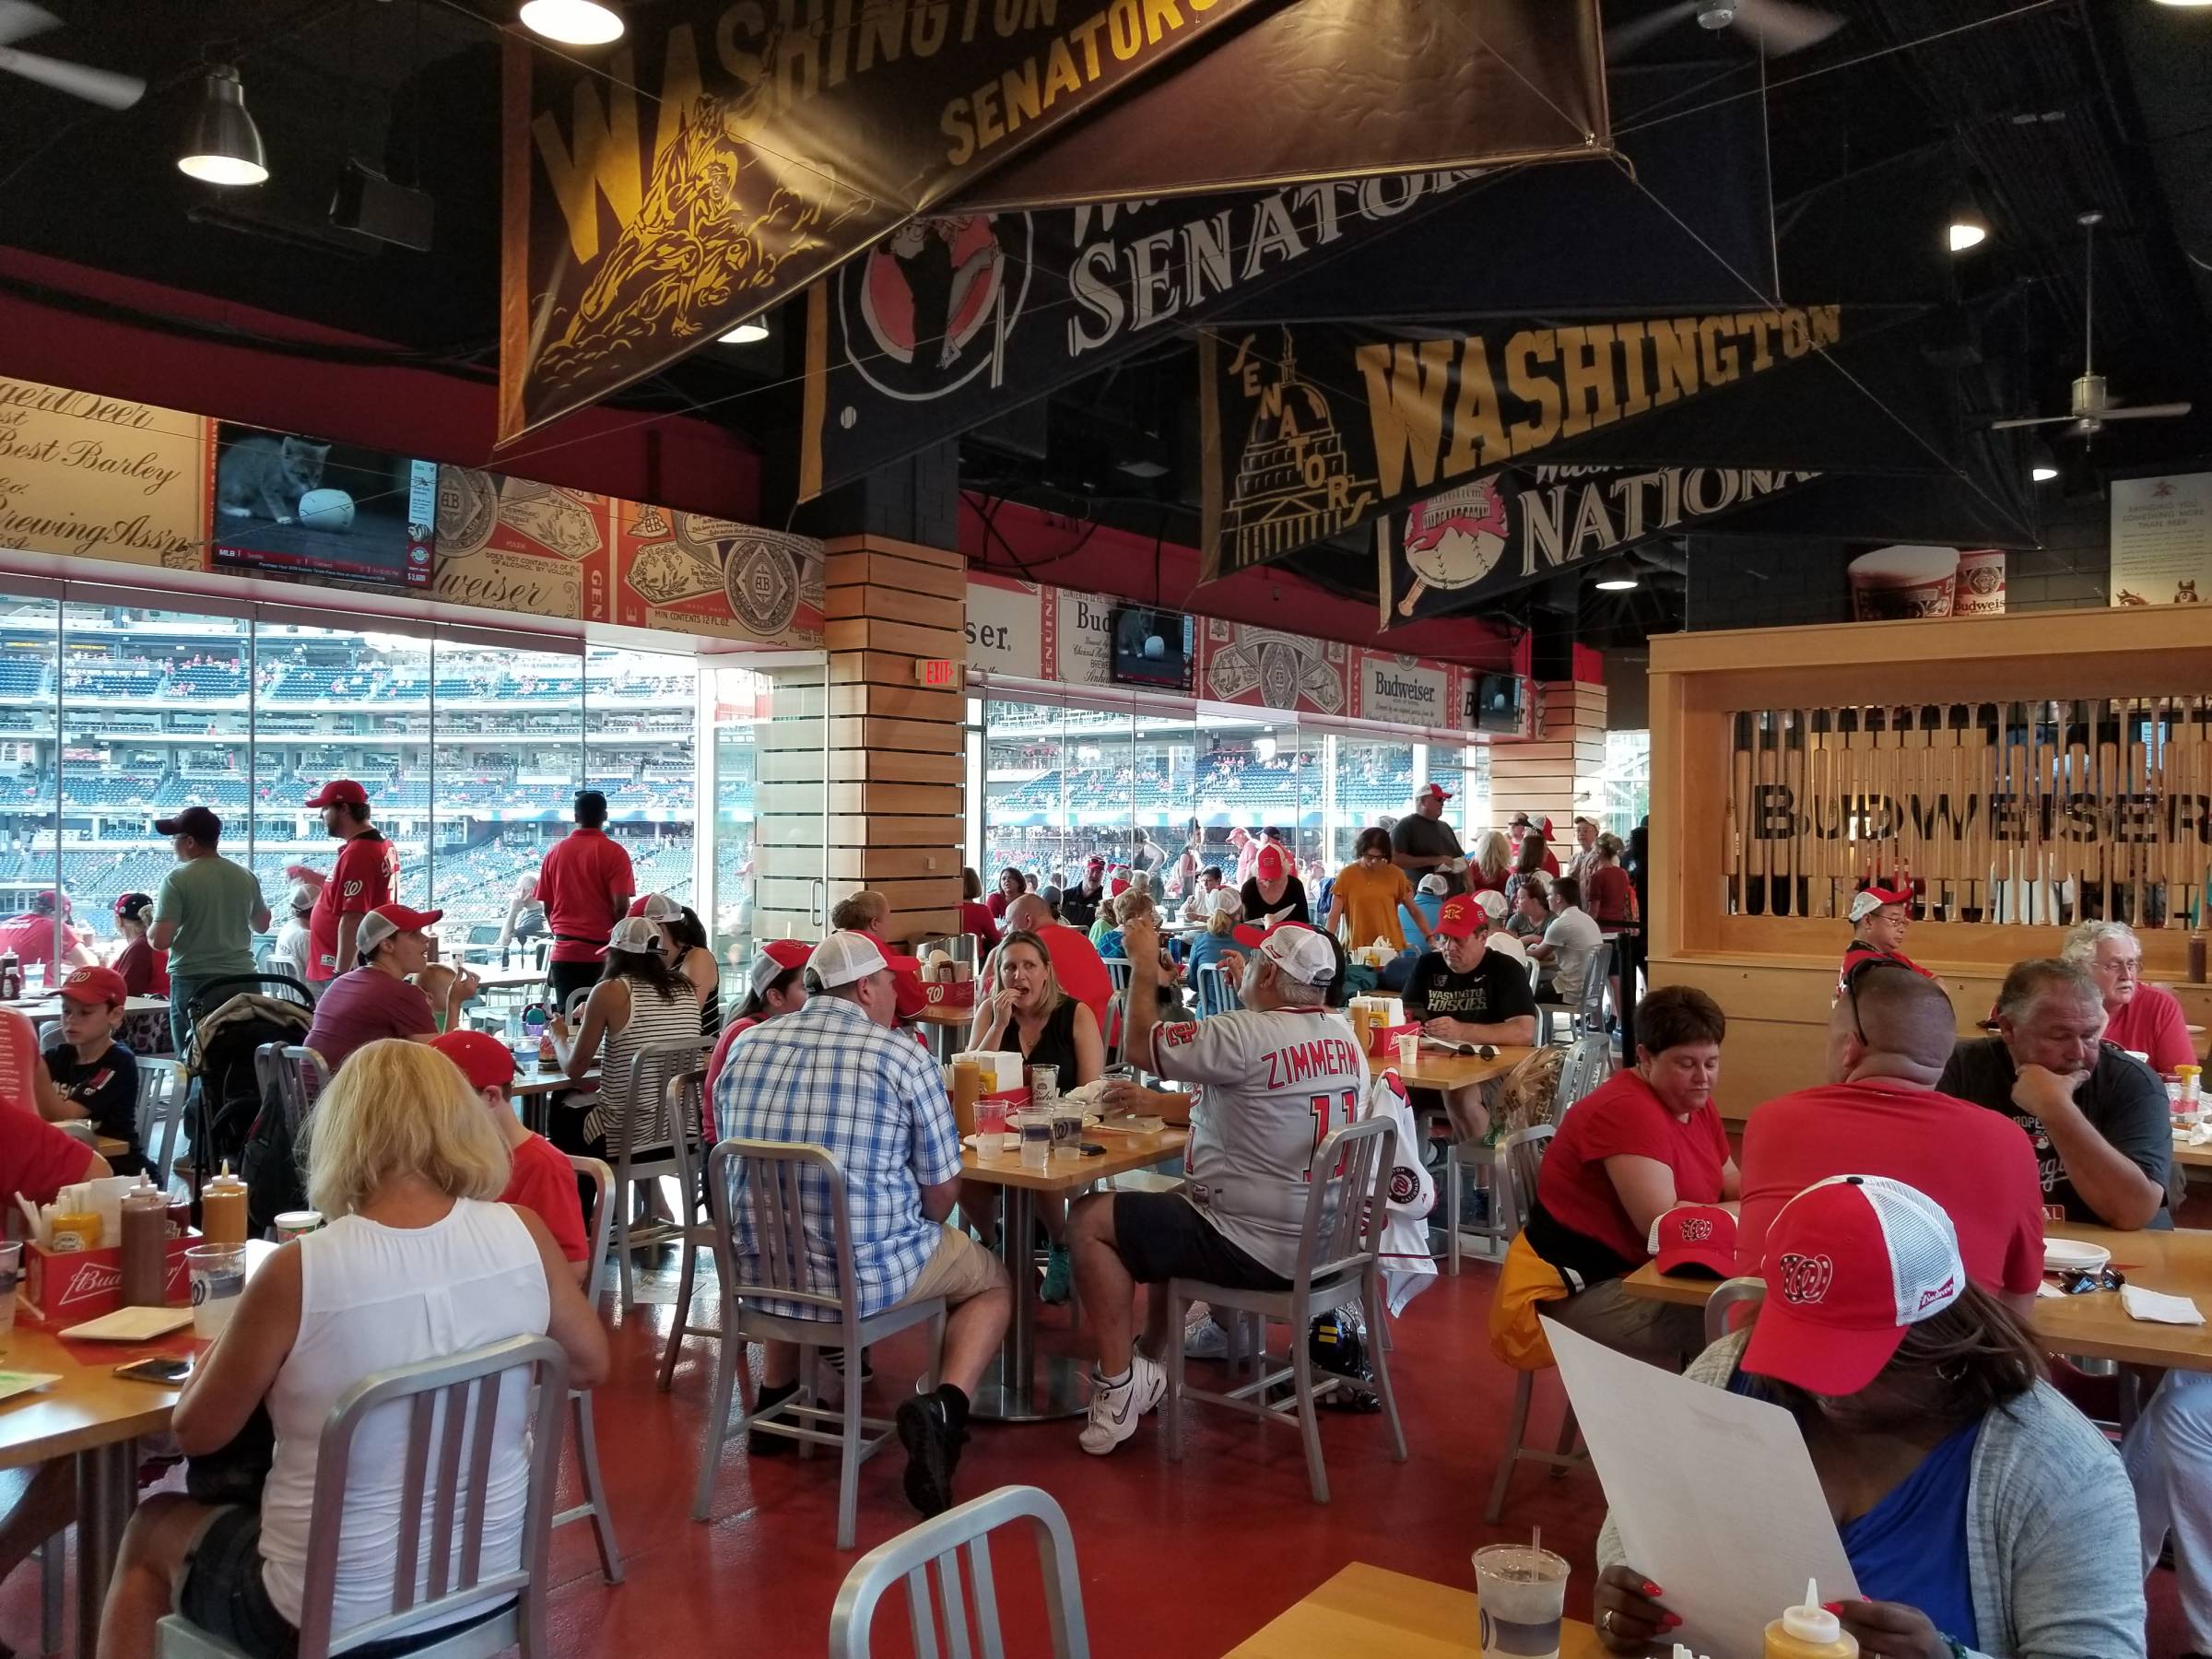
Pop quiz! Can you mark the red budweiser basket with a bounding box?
[25,1233,197,1324]
[1368,1020,1422,1058]
[923,978,976,1011]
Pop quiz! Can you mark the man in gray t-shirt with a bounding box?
[150,806,270,1054]
[1391,782,1464,889]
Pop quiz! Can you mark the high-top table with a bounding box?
[959,1124,1187,1422]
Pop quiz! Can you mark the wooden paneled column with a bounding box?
[1489,678,1609,864]
[820,534,967,944]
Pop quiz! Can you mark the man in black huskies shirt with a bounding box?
[1937,958,2170,1230]
[1403,894,1537,1142]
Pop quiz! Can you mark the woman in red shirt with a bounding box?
[959,867,1002,947]
[1528,984,1736,1372]
[1583,835,1640,929]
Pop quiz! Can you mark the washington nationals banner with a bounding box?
[1199,308,1857,581]
[1380,465,1823,628]
[499,0,1275,442]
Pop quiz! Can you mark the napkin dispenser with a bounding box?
[953,1050,1026,1091]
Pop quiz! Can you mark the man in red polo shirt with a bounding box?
[536,790,634,1013]
[303,779,398,982]
[1736,959,2043,1314]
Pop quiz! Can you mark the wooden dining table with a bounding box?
[1370,1044,1532,1095]
[1625,1220,2212,1371]
[0,1241,274,1658]
[959,1124,1187,1422]
[1224,1561,1604,1658]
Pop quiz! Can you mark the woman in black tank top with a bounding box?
[965,931,1104,1304]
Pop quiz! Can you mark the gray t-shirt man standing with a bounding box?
[151,806,270,1053]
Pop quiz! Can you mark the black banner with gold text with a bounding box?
[499,0,1276,441]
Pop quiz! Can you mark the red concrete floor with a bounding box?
[0,1241,2192,1655]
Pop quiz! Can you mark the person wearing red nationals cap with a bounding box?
[429,1030,588,1283]
[302,905,468,1071]
[1065,911,1364,1458]
[1391,782,1465,889]
[44,964,141,1169]
[700,939,811,1143]
[1594,1175,2144,1659]
[1238,841,1311,930]
[1841,878,1934,989]
[302,779,399,984]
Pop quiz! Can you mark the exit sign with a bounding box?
[914,658,959,688]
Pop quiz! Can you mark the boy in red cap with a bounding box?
[429,1030,589,1281]
[46,964,141,1171]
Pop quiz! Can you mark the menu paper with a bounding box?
[1543,1319,1859,1659]
[2110,472,2212,607]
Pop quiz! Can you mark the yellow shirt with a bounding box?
[1332,861,1415,951]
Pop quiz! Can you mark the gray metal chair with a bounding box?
[1705,1276,1766,1345]
[1553,1034,1615,1123]
[253,1042,329,1135]
[155,1333,569,1659]
[692,1138,948,1549]
[1536,943,1611,1045]
[656,1067,721,1390]
[1192,960,1242,1018]
[563,987,591,1021]
[137,1056,189,1193]
[1484,1124,1590,1524]
[1100,956,1133,994]
[551,1155,621,1584]
[1101,990,1128,1068]
[607,1036,712,1311]
[1163,1115,1406,1504]
[828,1484,1089,1659]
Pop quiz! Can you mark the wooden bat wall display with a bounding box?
[1722,692,2212,933]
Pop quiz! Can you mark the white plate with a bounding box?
[2044,1238,2112,1275]
[60,1306,195,1342]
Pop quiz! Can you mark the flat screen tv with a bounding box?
[1108,606,1193,692]
[207,424,436,590]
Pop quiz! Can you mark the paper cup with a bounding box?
[1954,548,2006,615]
[1849,545,1959,620]
[186,1244,248,1338]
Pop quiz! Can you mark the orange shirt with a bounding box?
[1332,861,1416,951]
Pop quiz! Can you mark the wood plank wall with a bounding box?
[1488,679,1607,865]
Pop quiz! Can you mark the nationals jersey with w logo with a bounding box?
[1147,1006,1368,1277]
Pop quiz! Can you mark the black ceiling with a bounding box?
[5,0,2210,650]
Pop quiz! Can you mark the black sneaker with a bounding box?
[819,1347,875,1384]
[747,1380,799,1456]
[895,1394,966,1517]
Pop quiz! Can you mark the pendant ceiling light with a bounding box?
[719,320,770,345]
[176,64,267,186]
[519,1,624,44]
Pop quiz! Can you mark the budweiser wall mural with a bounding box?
[500,0,1271,440]
[1199,308,1846,580]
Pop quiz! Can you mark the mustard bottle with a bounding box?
[48,1205,101,1252]
[202,1162,249,1247]
[1765,1581,1857,1659]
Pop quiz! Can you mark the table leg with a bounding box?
[968,1185,1090,1422]
[74,1437,136,1659]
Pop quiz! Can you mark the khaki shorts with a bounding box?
[899,1224,1006,1309]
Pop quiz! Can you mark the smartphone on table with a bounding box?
[114,1355,194,1386]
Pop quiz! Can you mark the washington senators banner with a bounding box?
[498,0,1273,442]
[796,171,1480,500]
[1380,465,1823,628]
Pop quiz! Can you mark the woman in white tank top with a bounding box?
[547,914,704,1161]
[98,1039,608,1659]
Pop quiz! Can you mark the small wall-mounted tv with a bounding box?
[1108,606,1194,692]
[1471,672,1524,735]
[208,423,436,590]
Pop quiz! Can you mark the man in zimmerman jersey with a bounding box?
[1065,909,1365,1456]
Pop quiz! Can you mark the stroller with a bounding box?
[182,972,314,1203]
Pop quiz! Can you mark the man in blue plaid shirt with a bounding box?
[712,931,1008,1517]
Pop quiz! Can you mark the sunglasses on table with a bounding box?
[2047,1266,2126,1295]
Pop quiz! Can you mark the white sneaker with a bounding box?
[1182,1315,1231,1361]
[1079,1353,1166,1455]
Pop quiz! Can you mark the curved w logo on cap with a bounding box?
[1677,1217,1713,1243]
[1778,1252,1834,1306]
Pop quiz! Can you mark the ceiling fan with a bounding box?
[1991,211,2194,441]
[0,1,144,109]
[1606,0,1844,62]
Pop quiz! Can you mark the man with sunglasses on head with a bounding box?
[1938,957,2171,1232]
[1736,959,2045,1317]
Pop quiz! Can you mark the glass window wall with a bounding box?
[0,585,824,997]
